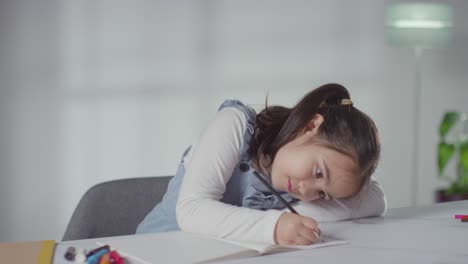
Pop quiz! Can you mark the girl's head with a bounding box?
[249,83,380,201]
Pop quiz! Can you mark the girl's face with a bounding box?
[270,114,360,202]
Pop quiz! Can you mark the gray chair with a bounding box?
[62,176,172,241]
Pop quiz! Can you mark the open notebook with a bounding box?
[98,231,348,264]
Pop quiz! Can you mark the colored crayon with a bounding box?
[454,214,468,219]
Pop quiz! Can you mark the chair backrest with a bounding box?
[62,176,172,241]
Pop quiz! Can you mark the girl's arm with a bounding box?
[283,177,387,221]
[176,107,284,244]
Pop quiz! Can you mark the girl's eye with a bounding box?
[319,191,326,200]
[315,167,323,179]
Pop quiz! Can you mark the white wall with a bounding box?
[0,0,467,242]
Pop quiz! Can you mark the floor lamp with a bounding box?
[385,3,453,206]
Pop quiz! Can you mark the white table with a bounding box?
[54,200,468,264]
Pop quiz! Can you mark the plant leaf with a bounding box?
[438,142,455,175]
[439,112,460,138]
[460,141,468,172]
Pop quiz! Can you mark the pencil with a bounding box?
[252,170,298,214]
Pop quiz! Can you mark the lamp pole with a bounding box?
[386,2,453,206]
[411,46,423,206]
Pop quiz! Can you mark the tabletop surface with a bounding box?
[54,200,468,264]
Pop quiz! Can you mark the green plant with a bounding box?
[438,111,468,195]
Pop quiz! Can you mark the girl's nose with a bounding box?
[299,179,323,200]
[298,180,314,196]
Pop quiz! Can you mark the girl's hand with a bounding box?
[274,212,321,246]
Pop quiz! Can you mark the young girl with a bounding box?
[136,83,386,246]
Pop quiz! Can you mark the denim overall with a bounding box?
[136,99,298,234]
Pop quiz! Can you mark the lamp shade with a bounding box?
[386,2,453,48]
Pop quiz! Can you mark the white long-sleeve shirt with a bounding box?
[176,107,387,244]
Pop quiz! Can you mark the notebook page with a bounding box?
[267,235,349,254]
[214,234,348,254]
[98,232,256,264]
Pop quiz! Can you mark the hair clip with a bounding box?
[340,99,353,105]
[340,98,353,112]
[319,99,353,109]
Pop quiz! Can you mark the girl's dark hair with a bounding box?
[248,83,380,196]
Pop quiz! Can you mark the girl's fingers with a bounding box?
[294,235,314,246]
[300,217,321,237]
[315,227,322,237]
[297,225,317,243]
[300,217,318,230]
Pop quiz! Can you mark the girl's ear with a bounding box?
[305,114,324,135]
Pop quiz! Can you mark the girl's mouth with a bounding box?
[287,178,292,192]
